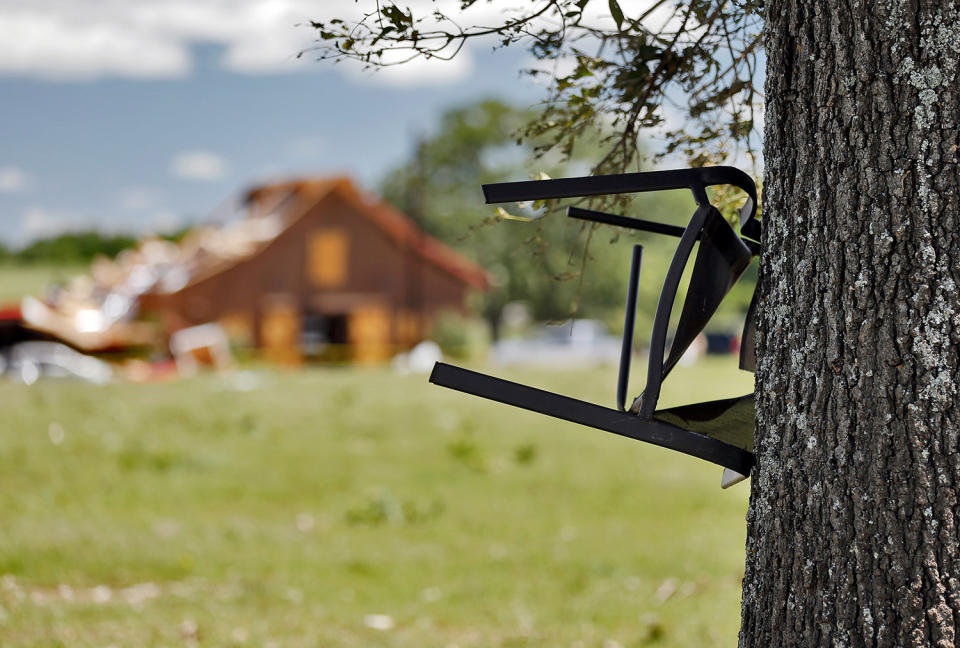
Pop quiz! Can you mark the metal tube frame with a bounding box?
[430,363,755,476]
[429,166,761,475]
[618,244,643,412]
[482,166,760,242]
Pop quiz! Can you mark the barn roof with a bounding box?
[20,177,490,351]
[240,176,490,291]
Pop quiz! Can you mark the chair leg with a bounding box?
[721,468,748,489]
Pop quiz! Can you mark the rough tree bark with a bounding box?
[741,1,960,646]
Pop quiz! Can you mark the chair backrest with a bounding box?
[634,206,753,417]
[481,165,761,417]
[738,290,759,372]
[428,165,763,476]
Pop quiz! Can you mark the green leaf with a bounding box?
[608,0,624,29]
[371,25,395,46]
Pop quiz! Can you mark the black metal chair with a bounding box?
[429,166,761,487]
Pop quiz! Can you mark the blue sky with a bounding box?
[0,1,553,246]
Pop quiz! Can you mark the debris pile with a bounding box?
[20,195,289,352]
[2,341,113,385]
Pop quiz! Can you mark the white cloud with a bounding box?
[0,0,541,84]
[0,10,189,80]
[17,206,95,243]
[343,49,476,88]
[150,210,185,234]
[115,186,160,212]
[14,205,150,245]
[0,166,29,193]
[0,1,670,85]
[21,207,60,239]
[0,1,316,80]
[170,150,227,181]
[283,133,327,160]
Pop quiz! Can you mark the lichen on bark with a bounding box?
[740,1,960,646]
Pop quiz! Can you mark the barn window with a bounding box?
[308,229,348,287]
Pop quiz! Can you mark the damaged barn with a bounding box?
[16,177,489,367]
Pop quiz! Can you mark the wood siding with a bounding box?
[139,186,481,363]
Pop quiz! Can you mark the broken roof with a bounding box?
[192,175,492,292]
[20,176,490,351]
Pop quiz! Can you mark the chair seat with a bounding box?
[654,394,754,453]
[429,362,756,476]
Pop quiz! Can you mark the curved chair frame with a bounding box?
[429,166,761,483]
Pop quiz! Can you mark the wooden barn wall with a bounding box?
[140,189,476,350]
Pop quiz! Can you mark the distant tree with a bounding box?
[15,232,138,264]
[159,226,194,244]
[379,99,695,336]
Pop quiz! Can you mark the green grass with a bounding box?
[0,358,753,647]
[0,263,86,303]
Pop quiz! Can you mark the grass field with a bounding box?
[0,359,753,647]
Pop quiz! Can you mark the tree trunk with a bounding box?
[740,1,960,646]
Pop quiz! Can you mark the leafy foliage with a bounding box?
[13,231,138,265]
[309,0,764,173]
[315,3,763,332]
[379,99,697,334]
[3,227,192,266]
